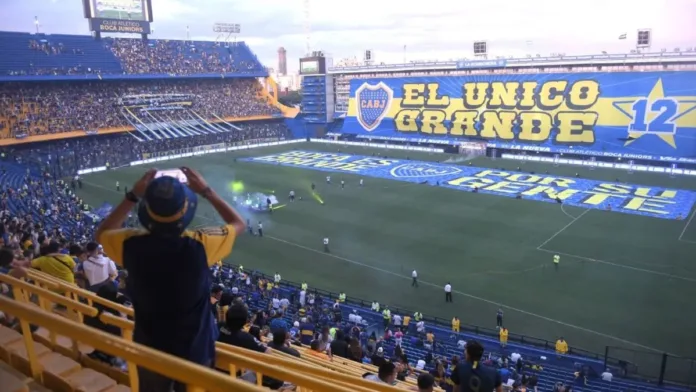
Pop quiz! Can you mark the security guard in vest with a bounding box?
[382,307,391,328]
[553,254,560,270]
[338,292,346,303]
[301,282,308,291]
[414,311,423,322]
[274,272,281,285]
[238,265,244,274]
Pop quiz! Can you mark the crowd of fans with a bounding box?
[0,79,280,138]
[6,36,264,77]
[3,122,289,176]
[106,38,263,75]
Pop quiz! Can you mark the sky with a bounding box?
[1,0,695,73]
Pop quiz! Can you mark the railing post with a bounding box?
[658,353,667,386]
[603,346,609,369]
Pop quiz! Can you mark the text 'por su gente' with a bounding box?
[359,80,601,144]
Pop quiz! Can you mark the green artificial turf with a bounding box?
[75,142,696,378]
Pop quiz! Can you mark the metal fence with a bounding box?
[606,347,696,388]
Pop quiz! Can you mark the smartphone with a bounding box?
[155,169,188,184]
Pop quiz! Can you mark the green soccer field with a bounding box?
[74,143,696,363]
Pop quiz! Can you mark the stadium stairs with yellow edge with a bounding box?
[0,269,438,392]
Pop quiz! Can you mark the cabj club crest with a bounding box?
[390,163,463,178]
[355,82,394,131]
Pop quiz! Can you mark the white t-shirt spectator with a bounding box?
[511,352,522,363]
[272,298,280,309]
[416,359,426,370]
[601,370,613,382]
[280,298,290,308]
[299,290,306,306]
[348,313,362,324]
[416,321,425,333]
[457,340,467,350]
[231,287,239,294]
[393,314,402,326]
[83,254,117,287]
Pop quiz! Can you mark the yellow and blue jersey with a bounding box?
[98,224,237,364]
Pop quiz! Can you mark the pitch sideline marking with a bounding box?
[678,208,696,244]
[262,234,667,354]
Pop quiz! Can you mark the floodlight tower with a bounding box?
[304,0,312,56]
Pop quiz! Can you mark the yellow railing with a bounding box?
[8,270,392,391]
[0,279,261,392]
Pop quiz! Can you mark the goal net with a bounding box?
[458,141,488,157]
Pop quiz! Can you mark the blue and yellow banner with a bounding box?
[343,72,696,162]
[243,151,696,220]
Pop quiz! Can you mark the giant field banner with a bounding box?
[343,72,696,162]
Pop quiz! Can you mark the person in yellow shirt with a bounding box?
[452,316,460,333]
[499,327,508,348]
[426,331,434,344]
[20,241,76,284]
[556,337,569,357]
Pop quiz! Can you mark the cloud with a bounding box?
[3,0,695,73]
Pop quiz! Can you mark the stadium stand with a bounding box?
[0,80,281,139]
[0,32,264,77]
[7,122,290,175]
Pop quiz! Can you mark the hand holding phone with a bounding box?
[155,169,188,184]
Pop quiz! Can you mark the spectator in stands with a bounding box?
[218,302,286,389]
[416,373,436,392]
[555,337,569,357]
[83,283,127,368]
[268,328,300,358]
[371,346,387,367]
[81,242,117,292]
[363,361,397,385]
[601,368,613,382]
[14,241,75,284]
[330,329,350,358]
[219,302,269,352]
[451,340,502,392]
[308,339,330,361]
[348,337,363,362]
[96,167,245,392]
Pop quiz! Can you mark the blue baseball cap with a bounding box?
[138,176,197,234]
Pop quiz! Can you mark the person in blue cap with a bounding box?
[96,167,246,392]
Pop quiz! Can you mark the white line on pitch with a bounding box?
[264,234,667,354]
[536,208,591,250]
[678,208,696,244]
[535,248,696,283]
[560,204,578,220]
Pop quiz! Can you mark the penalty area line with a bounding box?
[264,234,666,354]
[536,208,591,250]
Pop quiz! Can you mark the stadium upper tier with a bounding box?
[0,31,266,80]
[0,79,281,139]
